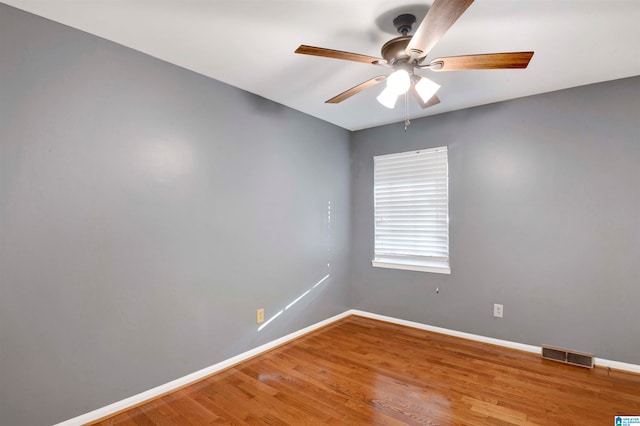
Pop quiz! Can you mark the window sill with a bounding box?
[372,260,451,274]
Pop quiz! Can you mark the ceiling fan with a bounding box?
[295,0,534,111]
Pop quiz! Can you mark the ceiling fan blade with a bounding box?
[295,45,386,65]
[406,0,474,60]
[326,76,387,104]
[429,52,534,71]
[410,84,441,109]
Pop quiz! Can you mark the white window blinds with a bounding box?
[373,146,450,274]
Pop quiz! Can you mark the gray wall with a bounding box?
[351,76,640,365]
[0,5,351,425]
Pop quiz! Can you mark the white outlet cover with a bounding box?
[493,304,503,318]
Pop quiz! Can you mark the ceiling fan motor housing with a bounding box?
[381,36,412,65]
[381,13,418,65]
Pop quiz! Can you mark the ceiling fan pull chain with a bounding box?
[404,92,411,131]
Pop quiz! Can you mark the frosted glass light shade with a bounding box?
[386,69,411,95]
[414,76,441,103]
[377,86,398,109]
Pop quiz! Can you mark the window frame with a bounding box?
[372,146,450,274]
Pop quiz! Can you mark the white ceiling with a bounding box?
[5,0,640,131]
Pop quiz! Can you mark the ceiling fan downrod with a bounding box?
[393,14,416,36]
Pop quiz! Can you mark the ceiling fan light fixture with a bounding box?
[386,69,411,95]
[296,0,534,117]
[414,76,441,103]
[377,86,399,109]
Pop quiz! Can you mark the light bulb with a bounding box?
[386,69,411,95]
[414,76,441,103]
[377,86,398,109]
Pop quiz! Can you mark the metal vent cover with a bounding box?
[541,345,594,368]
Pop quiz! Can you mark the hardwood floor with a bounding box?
[90,315,640,425]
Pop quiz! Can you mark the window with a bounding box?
[373,146,450,274]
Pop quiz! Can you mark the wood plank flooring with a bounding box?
[90,315,640,425]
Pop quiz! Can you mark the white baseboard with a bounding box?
[348,310,540,353]
[349,310,640,374]
[56,309,640,425]
[54,310,352,426]
[594,357,640,373]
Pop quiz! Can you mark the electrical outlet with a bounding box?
[256,308,265,324]
[493,304,504,318]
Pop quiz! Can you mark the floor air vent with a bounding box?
[541,345,594,368]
